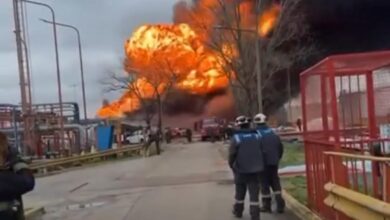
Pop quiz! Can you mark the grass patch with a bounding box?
[282,176,308,205]
[280,141,305,168]
[280,142,308,205]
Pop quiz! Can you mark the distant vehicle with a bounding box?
[178,128,187,136]
[275,123,297,133]
[171,127,187,138]
[199,117,224,141]
[126,130,145,144]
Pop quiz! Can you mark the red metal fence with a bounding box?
[301,51,390,219]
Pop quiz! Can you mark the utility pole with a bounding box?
[12,0,33,154]
[287,68,292,122]
[255,0,263,114]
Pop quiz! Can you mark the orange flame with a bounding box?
[125,24,229,94]
[258,4,281,37]
[97,24,229,118]
[97,2,281,119]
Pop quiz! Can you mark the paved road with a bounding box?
[25,142,298,220]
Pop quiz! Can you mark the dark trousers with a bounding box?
[261,165,281,195]
[234,172,261,219]
[0,199,24,220]
[0,209,23,220]
[0,211,14,220]
[261,165,284,212]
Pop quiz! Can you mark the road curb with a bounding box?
[25,206,45,220]
[283,190,322,220]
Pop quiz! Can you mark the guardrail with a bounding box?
[323,151,390,220]
[324,183,390,220]
[25,206,45,220]
[30,145,142,173]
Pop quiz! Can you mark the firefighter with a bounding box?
[253,113,285,213]
[229,115,264,220]
[0,132,35,220]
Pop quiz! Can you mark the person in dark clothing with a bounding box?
[296,118,302,132]
[0,132,35,220]
[224,124,234,140]
[253,113,285,213]
[229,115,264,220]
[164,127,172,144]
[185,128,192,143]
[143,126,162,156]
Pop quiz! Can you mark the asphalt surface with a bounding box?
[25,141,299,220]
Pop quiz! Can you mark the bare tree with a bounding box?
[190,0,314,116]
[260,0,316,114]
[131,58,179,154]
[102,71,156,124]
[109,55,179,153]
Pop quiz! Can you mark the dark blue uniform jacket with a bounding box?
[229,129,265,174]
[256,125,284,166]
[0,169,35,201]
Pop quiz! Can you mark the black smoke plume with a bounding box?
[161,0,390,118]
[261,0,390,114]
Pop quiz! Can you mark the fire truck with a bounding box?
[195,117,225,141]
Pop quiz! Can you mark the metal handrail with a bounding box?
[30,145,142,171]
[324,182,390,219]
[324,151,390,162]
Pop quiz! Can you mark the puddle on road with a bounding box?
[43,200,108,217]
[216,179,234,185]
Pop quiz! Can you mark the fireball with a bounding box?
[97,24,229,118]
[97,2,281,119]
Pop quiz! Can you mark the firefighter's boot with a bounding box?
[250,205,260,220]
[232,203,244,218]
[275,193,286,213]
[260,197,272,213]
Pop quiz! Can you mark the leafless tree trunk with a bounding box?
[195,0,315,116]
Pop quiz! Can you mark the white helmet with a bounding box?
[235,115,250,126]
[253,113,267,124]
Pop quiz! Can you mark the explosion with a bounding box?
[98,24,229,118]
[126,24,229,95]
[258,4,281,37]
[97,1,281,118]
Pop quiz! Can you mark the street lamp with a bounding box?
[40,19,88,121]
[255,0,263,114]
[213,25,263,113]
[21,0,65,150]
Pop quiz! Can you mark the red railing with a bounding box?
[301,51,390,219]
[325,151,390,218]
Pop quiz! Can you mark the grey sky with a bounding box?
[0,0,178,118]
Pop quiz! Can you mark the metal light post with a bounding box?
[255,0,263,113]
[40,19,88,121]
[287,68,292,122]
[21,0,65,150]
